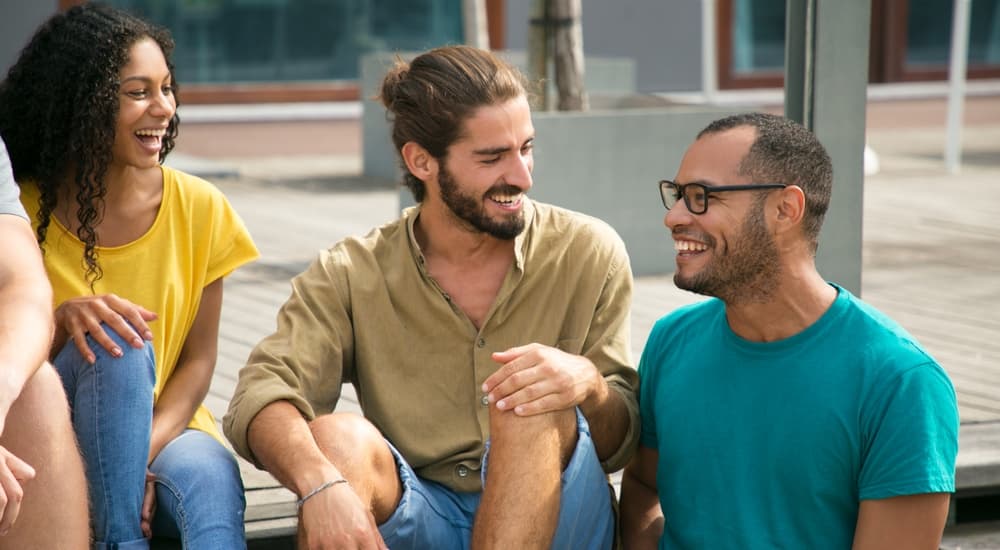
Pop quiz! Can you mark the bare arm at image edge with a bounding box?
[620,445,664,549]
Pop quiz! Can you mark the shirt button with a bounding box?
[481,395,490,406]
[456,465,469,477]
[477,338,486,348]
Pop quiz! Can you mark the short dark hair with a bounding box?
[698,112,833,252]
[378,45,528,202]
[0,2,178,285]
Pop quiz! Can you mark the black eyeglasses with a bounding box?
[658,180,787,215]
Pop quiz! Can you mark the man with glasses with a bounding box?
[620,113,958,549]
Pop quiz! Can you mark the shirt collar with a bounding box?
[404,199,535,274]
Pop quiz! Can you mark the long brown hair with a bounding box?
[379,45,528,202]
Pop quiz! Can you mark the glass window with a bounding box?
[906,0,1000,67]
[731,0,785,75]
[111,0,462,84]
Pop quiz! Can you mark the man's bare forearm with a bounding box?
[620,447,664,549]
[620,467,664,549]
[247,400,344,497]
[581,378,632,462]
[0,217,53,419]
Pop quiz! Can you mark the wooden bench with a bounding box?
[229,419,1000,548]
[241,458,298,547]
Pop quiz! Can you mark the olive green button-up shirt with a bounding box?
[224,200,639,493]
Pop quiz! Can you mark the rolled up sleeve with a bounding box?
[223,249,354,464]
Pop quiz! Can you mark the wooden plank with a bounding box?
[956,422,1000,491]
[244,488,297,522]
[245,517,297,541]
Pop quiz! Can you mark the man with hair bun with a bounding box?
[226,45,638,549]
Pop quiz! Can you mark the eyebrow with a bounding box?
[675,179,716,187]
[119,75,171,86]
[472,145,510,156]
[472,137,534,156]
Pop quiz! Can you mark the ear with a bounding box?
[401,141,438,183]
[773,184,806,232]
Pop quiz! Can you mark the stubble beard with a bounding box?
[438,164,525,241]
[673,200,781,305]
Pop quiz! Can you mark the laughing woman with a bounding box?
[0,4,258,548]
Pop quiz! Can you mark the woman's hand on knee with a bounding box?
[140,470,156,538]
[54,294,157,363]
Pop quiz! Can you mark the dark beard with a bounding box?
[438,165,525,240]
[674,200,780,304]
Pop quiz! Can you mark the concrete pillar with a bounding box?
[784,0,871,296]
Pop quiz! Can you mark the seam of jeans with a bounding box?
[152,477,189,544]
[89,346,116,540]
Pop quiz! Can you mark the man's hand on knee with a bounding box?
[483,343,605,416]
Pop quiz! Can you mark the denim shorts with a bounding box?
[377,408,615,550]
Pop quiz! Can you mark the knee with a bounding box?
[1,363,75,456]
[155,433,244,499]
[489,406,578,466]
[56,323,154,373]
[77,325,155,388]
[309,413,394,473]
[23,362,65,401]
[489,405,576,443]
[97,324,154,363]
[8,363,69,424]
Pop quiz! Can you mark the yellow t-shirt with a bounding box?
[21,166,259,440]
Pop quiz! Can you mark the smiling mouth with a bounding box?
[135,128,166,149]
[489,192,523,208]
[674,239,708,253]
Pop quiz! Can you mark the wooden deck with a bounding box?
[199,121,1000,542]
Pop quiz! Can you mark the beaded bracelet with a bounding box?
[296,478,349,510]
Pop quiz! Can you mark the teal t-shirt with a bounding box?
[637,285,958,549]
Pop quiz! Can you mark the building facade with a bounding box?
[1,0,998,102]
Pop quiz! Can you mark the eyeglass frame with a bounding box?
[658,180,788,215]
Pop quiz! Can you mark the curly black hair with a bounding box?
[0,2,179,287]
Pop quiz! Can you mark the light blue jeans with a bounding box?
[53,325,246,549]
[378,408,615,550]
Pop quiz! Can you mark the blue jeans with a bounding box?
[378,408,615,550]
[53,326,246,549]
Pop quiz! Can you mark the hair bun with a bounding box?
[378,59,411,112]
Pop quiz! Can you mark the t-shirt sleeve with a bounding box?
[0,138,27,220]
[858,361,959,500]
[223,249,353,465]
[205,190,259,283]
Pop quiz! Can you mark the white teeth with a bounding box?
[135,129,166,137]
[674,240,708,252]
[491,193,522,205]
